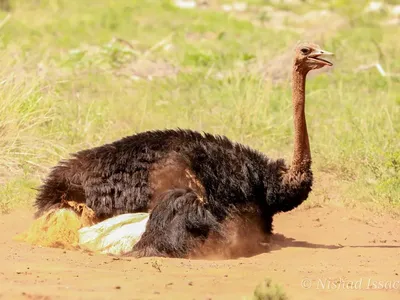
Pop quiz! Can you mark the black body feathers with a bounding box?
[34,129,312,257]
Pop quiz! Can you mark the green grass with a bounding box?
[251,277,289,300]
[0,0,399,213]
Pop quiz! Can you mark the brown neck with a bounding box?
[290,66,311,174]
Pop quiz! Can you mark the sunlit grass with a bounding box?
[0,0,399,213]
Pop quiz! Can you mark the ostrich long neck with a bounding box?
[290,67,310,173]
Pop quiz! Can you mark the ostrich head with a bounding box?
[293,42,333,73]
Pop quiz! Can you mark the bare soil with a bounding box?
[1,205,399,300]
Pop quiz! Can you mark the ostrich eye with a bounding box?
[301,48,310,55]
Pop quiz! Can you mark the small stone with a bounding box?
[174,0,196,9]
[365,1,384,13]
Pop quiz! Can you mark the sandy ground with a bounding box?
[1,205,399,300]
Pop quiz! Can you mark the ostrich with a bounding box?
[29,42,333,258]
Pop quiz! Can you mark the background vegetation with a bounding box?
[0,0,399,213]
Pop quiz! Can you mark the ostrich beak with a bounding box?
[309,49,334,66]
[317,49,334,56]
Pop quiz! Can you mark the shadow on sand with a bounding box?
[223,233,400,260]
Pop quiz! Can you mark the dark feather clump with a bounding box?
[34,129,312,258]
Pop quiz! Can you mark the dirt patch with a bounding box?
[257,9,347,83]
[1,204,399,300]
[201,5,348,83]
